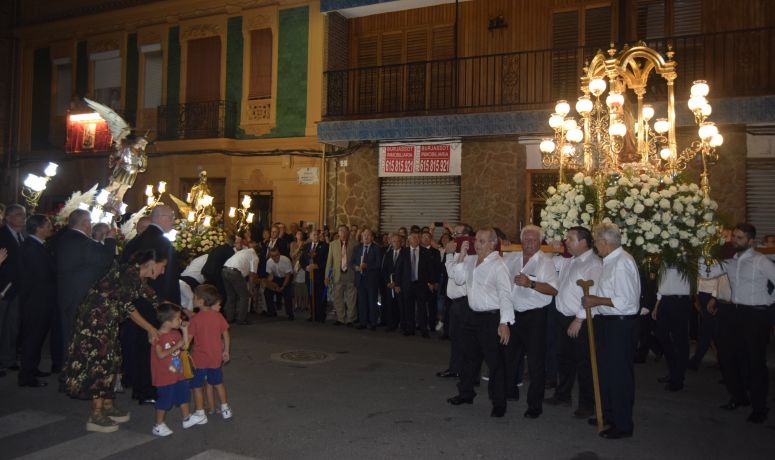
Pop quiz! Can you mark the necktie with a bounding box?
[393,249,398,264]
[341,242,347,272]
[411,248,418,281]
[16,232,23,245]
[364,245,369,258]
[311,243,316,253]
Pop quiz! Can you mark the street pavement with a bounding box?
[1,314,774,459]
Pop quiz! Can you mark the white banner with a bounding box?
[378,140,462,177]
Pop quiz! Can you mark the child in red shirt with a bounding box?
[188,285,232,420]
[150,303,207,437]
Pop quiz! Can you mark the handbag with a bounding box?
[180,348,195,379]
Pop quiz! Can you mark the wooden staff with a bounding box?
[577,278,604,434]
[309,246,317,321]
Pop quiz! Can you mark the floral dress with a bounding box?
[63,262,158,400]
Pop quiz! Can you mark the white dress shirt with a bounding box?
[554,249,602,319]
[449,251,514,325]
[503,251,558,312]
[725,248,775,306]
[594,246,641,316]
[266,255,294,279]
[656,267,691,299]
[181,254,208,284]
[224,248,259,277]
[444,253,467,300]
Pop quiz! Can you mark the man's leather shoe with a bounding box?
[544,396,571,406]
[345,322,354,328]
[523,408,542,419]
[447,396,473,406]
[385,326,397,332]
[600,427,632,439]
[35,370,52,378]
[436,369,459,378]
[19,379,48,387]
[490,406,506,418]
[421,331,430,338]
[370,326,377,331]
[657,375,671,384]
[720,399,750,410]
[545,380,557,390]
[402,331,415,336]
[666,383,684,392]
[356,324,366,330]
[8,364,20,371]
[746,410,768,424]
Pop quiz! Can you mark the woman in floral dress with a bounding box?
[63,249,166,433]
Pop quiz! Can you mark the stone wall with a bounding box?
[326,143,379,230]
[461,137,524,240]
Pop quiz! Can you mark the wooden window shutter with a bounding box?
[249,28,273,100]
[431,25,454,60]
[381,32,403,65]
[552,10,579,100]
[186,36,221,103]
[356,35,378,113]
[406,29,428,62]
[636,0,666,39]
[357,35,378,67]
[672,0,702,36]
[584,6,612,52]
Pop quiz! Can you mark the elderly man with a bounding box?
[0,204,27,375]
[446,227,513,418]
[325,225,357,326]
[301,229,329,323]
[719,223,775,424]
[503,225,558,419]
[381,233,410,332]
[351,229,382,330]
[582,223,640,439]
[546,226,601,419]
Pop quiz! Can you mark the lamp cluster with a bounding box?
[187,192,215,228]
[145,181,167,209]
[228,194,255,234]
[21,162,58,213]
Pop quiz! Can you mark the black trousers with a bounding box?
[656,295,692,385]
[19,299,55,383]
[457,309,505,409]
[382,286,402,329]
[447,296,468,373]
[265,284,294,318]
[402,281,429,334]
[554,313,594,409]
[309,275,327,322]
[597,316,637,433]
[131,298,158,401]
[635,313,662,360]
[503,307,547,412]
[689,292,718,367]
[545,301,560,385]
[717,303,770,412]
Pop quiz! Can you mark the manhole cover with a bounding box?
[271,350,335,365]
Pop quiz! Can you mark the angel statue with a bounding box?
[188,170,214,214]
[84,97,149,214]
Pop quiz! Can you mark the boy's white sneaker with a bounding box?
[152,423,173,437]
[221,405,233,420]
[182,412,208,428]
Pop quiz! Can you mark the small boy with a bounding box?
[188,285,232,420]
[151,303,207,437]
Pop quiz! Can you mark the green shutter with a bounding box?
[125,33,139,125]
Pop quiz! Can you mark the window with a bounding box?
[248,28,273,100]
[53,59,72,116]
[91,50,122,110]
[186,36,221,103]
[142,46,163,109]
[635,0,701,38]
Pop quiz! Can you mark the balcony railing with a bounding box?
[324,27,775,120]
[156,100,236,140]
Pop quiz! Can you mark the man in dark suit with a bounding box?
[56,209,117,354]
[351,229,382,330]
[404,232,441,337]
[381,233,410,332]
[18,214,56,387]
[301,229,328,323]
[0,204,27,376]
[202,233,238,300]
[121,204,179,403]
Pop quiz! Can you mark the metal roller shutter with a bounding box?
[747,161,775,238]
[380,176,460,234]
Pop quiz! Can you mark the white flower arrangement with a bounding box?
[541,171,719,275]
[172,220,228,264]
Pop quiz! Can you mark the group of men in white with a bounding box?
[440,221,774,439]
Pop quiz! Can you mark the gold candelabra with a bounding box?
[228,195,255,234]
[539,42,723,195]
[144,181,167,209]
[186,193,215,229]
[21,162,58,213]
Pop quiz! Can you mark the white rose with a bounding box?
[659,199,671,209]
[644,231,655,240]
[574,194,585,204]
[661,230,670,239]
[624,197,635,208]
[581,212,591,222]
[644,198,655,207]
[605,200,619,210]
[584,176,593,186]
[663,176,674,185]
[673,201,684,213]
[547,186,556,194]
[668,238,679,248]
[633,203,645,214]
[626,216,637,226]
[635,236,645,246]
[573,172,584,184]
[606,187,617,196]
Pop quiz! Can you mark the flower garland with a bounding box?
[540,171,719,280]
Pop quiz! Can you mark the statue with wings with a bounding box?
[84,97,149,214]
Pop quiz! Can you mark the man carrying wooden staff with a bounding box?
[546,226,602,421]
[581,223,641,440]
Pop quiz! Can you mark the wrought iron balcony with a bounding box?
[156,100,236,140]
[324,27,775,120]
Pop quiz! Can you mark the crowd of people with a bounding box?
[0,199,773,440]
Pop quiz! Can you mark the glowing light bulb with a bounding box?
[566,127,584,143]
[241,195,252,209]
[654,118,669,134]
[563,118,577,131]
[642,104,655,121]
[145,185,153,196]
[576,96,593,115]
[709,133,724,147]
[589,78,606,97]
[688,96,707,112]
[44,162,58,177]
[606,92,624,108]
[555,100,570,117]
[539,139,556,153]
[229,207,237,218]
[96,189,110,206]
[698,122,718,141]
[690,80,709,98]
[660,148,673,160]
[549,113,564,129]
[157,181,166,193]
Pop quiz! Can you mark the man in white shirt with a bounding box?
[652,266,691,392]
[222,242,259,324]
[446,227,513,418]
[546,226,601,419]
[179,253,208,310]
[503,225,558,419]
[718,223,775,424]
[582,223,640,439]
[265,247,295,320]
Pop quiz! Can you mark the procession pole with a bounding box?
[577,279,604,433]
